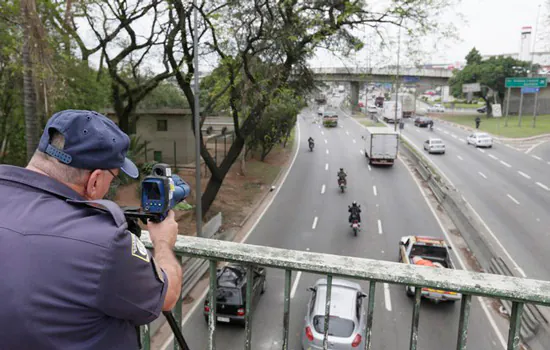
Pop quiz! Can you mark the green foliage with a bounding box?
[140,82,189,110]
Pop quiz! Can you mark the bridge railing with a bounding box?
[141,233,550,350]
[310,67,453,78]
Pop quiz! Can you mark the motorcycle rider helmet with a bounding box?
[340,168,343,171]
[352,201,357,206]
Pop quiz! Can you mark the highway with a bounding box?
[162,101,504,349]
[400,116,550,282]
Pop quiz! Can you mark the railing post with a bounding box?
[282,269,292,350]
[323,275,333,350]
[140,324,150,350]
[409,287,422,350]
[173,256,184,350]
[456,294,472,350]
[364,281,376,350]
[244,265,254,350]
[507,302,524,350]
[208,260,217,350]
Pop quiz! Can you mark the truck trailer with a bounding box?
[362,127,399,166]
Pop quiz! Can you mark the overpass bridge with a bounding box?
[311,67,453,108]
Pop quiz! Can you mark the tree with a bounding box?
[450,49,531,117]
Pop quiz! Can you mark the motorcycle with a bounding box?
[338,178,346,192]
[309,140,314,151]
[351,219,360,236]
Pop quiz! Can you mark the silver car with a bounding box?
[424,138,446,154]
[302,278,367,350]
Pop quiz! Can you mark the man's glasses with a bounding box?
[107,169,121,188]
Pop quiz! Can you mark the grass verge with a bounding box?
[437,114,550,138]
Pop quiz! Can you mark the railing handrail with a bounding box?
[141,232,550,306]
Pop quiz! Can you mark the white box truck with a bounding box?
[362,127,399,166]
[401,93,416,118]
[382,101,402,123]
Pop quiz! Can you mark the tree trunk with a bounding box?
[21,4,39,161]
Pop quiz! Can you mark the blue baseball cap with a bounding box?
[38,110,139,178]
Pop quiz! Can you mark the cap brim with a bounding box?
[121,157,139,179]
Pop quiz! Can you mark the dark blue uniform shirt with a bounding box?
[0,165,167,349]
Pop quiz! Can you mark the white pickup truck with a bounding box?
[362,127,399,166]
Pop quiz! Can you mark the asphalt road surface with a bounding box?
[162,104,504,350]
[401,117,550,282]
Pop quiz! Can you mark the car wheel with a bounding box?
[442,151,445,154]
[261,279,266,294]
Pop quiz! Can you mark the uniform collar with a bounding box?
[0,165,85,201]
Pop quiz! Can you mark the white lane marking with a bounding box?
[457,155,463,161]
[518,171,531,179]
[324,139,328,144]
[383,283,392,311]
[525,141,544,154]
[403,159,507,348]
[507,194,520,205]
[368,165,372,171]
[360,149,364,155]
[353,139,356,144]
[377,220,383,235]
[536,182,550,191]
[346,131,350,135]
[326,149,329,155]
[325,163,329,171]
[373,186,378,196]
[321,131,325,135]
[436,127,442,131]
[290,271,302,299]
[500,160,512,168]
[488,154,498,160]
[162,121,303,349]
[451,134,458,139]
[459,138,465,142]
[312,216,318,229]
[478,148,485,153]
[416,129,420,133]
[532,155,542,161]
[444,131,450,135]
[478,172,487,179]
[321,185,326,194]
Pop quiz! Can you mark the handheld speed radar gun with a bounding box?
[141,163,191,222]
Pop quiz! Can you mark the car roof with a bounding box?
[474,132,490,137]
[312,279,360,318]
[429,138,443,142]
[217,264,247,288]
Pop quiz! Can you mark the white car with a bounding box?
[428,104,445,113]
[423,138,446,154]
[467,132,493,148]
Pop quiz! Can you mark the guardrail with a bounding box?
[140,233,550,350]
[398,138,550,346]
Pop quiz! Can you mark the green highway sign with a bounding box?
[505,77,547,88]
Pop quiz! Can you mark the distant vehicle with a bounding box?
[414,116,433,127]
[398,235,461,302]
[204,264,267,326]
[427,104,445,113]
[366,104,379,115]
[423,138,446,154]
[374,96,384,108]
[467,132,493,148]
[323,110,338,127]
[315,94,327,104]
[317,106,325,116]
[302,278,367,349]
[401,93,416,118]
[382,101,402,123]
[476,105,487,114]
[338,85,345,93]
[362,127,399,166]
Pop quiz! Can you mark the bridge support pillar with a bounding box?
[350,81,360,112]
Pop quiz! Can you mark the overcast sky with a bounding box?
[309,0,548,68]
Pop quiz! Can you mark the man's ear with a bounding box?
[85,169,103,199]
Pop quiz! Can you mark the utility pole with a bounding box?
[192,0,202,237]
[394,25,402,132]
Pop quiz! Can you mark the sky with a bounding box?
[309,0,548,68]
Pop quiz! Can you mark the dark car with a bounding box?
[476,105,487,114]
[204,264,267,326]
[414,116,433,127]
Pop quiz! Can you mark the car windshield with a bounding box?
[313,315,355,337]
[431,140,443,144]
[216,287,242,305]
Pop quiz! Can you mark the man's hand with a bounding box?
[148,210,178,248]
[147,210,182,311]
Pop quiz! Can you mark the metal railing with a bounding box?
[140,233,550,350]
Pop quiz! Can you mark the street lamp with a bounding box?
[394,24,402,132]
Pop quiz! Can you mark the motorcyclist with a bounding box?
[337,168,347,185]
[348,201,361,223]
[428,119,434,130]
[308,137,314,146]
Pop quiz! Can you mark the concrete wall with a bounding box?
[506,88,550,115]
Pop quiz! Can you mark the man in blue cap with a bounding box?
[0,110,182,349]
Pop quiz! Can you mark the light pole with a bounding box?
[394,24,402,132]
[192,0,202,237]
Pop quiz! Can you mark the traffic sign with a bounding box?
[462,83,481,93]
[505,77,547,88]
[403,76,420,83]
[521,87,540,94]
